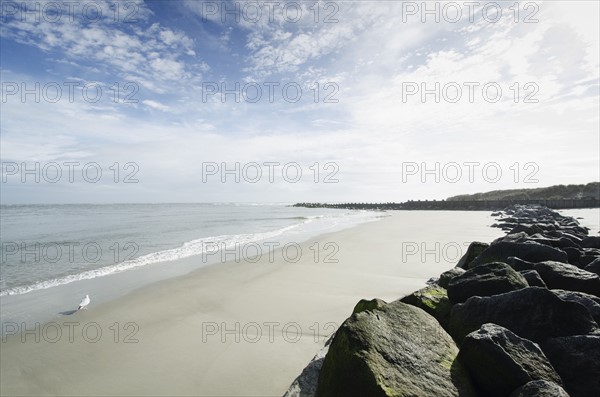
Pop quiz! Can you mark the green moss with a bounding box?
[400,285,453,331]
[352,298,387,315]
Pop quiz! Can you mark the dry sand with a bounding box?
[0,211,504,396]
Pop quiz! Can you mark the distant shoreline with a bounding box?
[294,198,600,211]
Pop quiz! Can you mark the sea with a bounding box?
[0,203,385,327]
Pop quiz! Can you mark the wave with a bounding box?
[0,222,304,297]
[0,210,385,297]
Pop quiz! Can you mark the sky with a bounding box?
[0,0,599,204]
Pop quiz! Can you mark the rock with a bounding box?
[556,237,580,249]
[509,224,545,236]
[533,261,600,296]
[507,257,536,271]
[492,232,529,244]
[562,247,583,267]
[400,285,452,330]
[439,267,466,288]
[548,231,583,245]
[449,287,598,344]
[447,262,528,304]
[352,298,387,315]
[519,270,547,287]
[315,301,476,397]
[552,289,600,325]
[585,258,600,276]
[456,242,489,269]
[509,380,570,397]
[284,335,334,397]
[470,241,568,268]
[581,236,600,249]
[458,324,563,397]
[580,252,600,268]
[542,335,600,397]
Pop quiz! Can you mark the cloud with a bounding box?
[0,0,204,92]
[1,0,598,203]
[142,99,170,111]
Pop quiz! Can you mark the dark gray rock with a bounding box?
[519,270,547,288]
[552,289,600,325]
[585,258,600,276]
[548,231,583,245]
[400,285,452,331]
[542,335,600,397]
[556,237,580,249]
[562,247,583,267]
[447,262,528,304]
[470,241,568,268]
[533,261,600,296]
[315,301,476,397]
[458,324,563,397]
[439,267,466,288]
[509,380,570,397]
[580,252,600,268]
[507,257,536,271]
[456,242,489,269]
[449,287,598,344]
[581,236,600,249]
[492,232,529,245]
[509,224,545,236]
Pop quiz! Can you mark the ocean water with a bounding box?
[0,203,384,326]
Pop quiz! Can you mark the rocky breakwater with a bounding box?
[284,205,600,397]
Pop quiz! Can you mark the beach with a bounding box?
[1,211,509,396]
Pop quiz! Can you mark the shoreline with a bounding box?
[1,211,510,396]
[0,209,383,328]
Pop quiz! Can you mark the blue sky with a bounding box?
[1,0,599,203]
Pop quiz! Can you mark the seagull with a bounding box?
[78,294,90,310]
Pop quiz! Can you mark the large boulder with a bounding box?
[584,258,600,276]
[458,324,563,397]
[519,270,547,288]
[507,257,536,271]
[315,301,476,397]
[456,242,489,269]
[562,246,583,267]
[449,287,598,344]
[581,236,600,249]
[400,285,452,330]
[447,262,528,304]
[438,267,466,288]
[470,242,568,268]
[509,380,570,397]
[556,237,580,249]
[580,250,600,267]
[542,335,600,397]
[533,261,600,296]
[552,289,600,325]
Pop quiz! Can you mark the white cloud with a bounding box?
[0,0,203,93]
[142,99,170,111]
[2,0,598,203]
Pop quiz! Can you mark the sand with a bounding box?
[0,211,504,396]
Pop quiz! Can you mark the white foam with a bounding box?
[0,210,384,296]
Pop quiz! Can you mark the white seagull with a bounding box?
[78,294,90,310]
